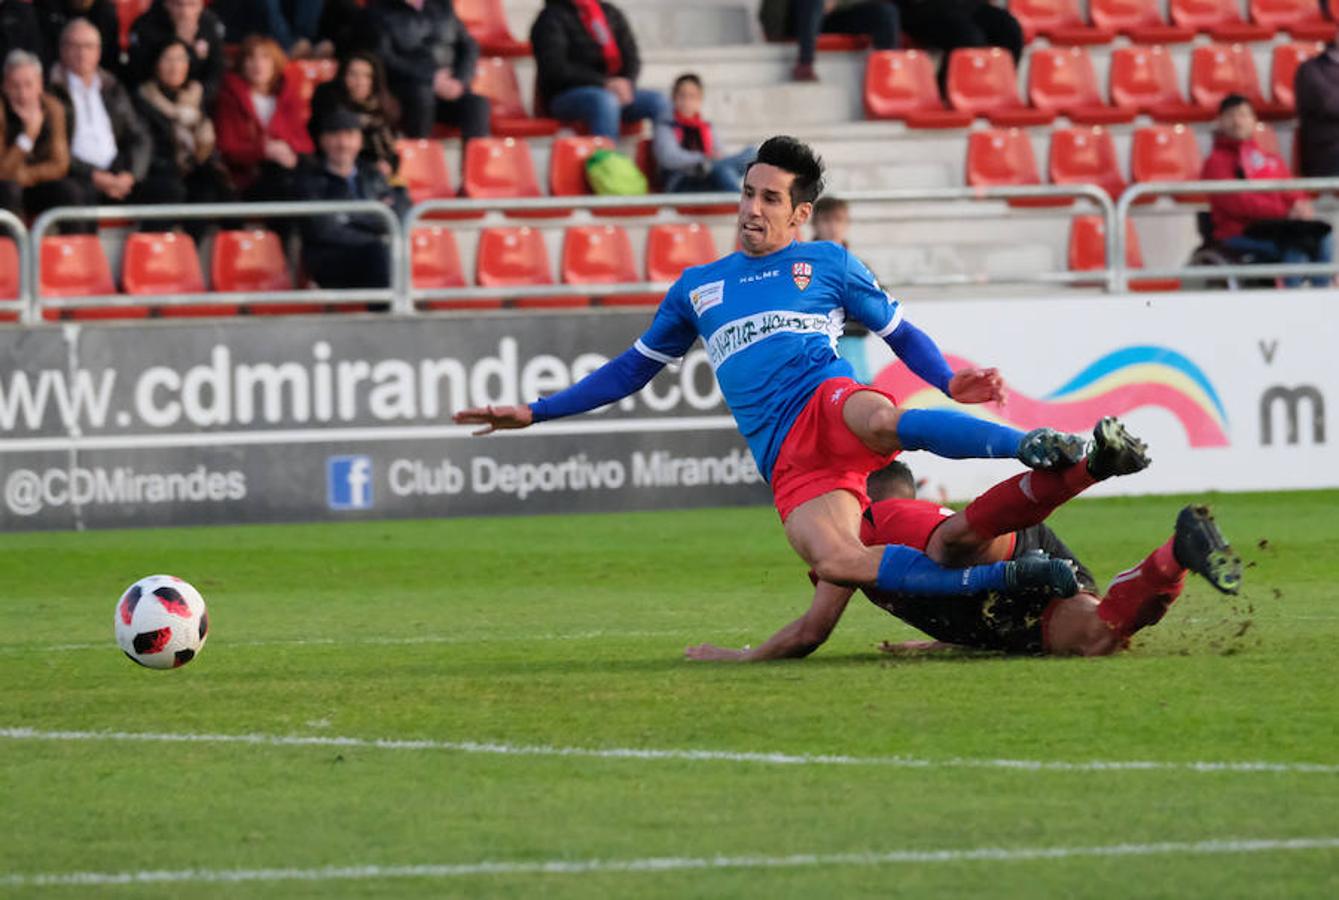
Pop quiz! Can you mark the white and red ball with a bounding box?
[114,575,209,669]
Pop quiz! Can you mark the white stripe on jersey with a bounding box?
[875,302,904,337]
[633,339,680,365]
[703,309,844,369]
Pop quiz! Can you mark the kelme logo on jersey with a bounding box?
[689,280,725,316]
[791,262,813,291]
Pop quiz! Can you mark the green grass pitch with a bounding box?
[2,490,1337,898]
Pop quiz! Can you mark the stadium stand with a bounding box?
[474,226,581,307]
[1250,0,1338,40]
[1068,214,1181,291]
[561,224,658,305]
[1189,43,1291,119]
[1010,0,1115,45]
[211,230,294,293]
[645,223,718,282]
[946,47,1058,126]
[1027,46,1136,124]
[1049,126,1128,200]
[1089,0,1196,42]
[863,50,973,127]
[1108,44,1216,121]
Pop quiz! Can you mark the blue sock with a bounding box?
[895,408,1024,460]
[875,544,1010,596]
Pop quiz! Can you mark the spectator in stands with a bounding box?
[892,0,1022,91]
[295,104,407,290]
[0,1,48,74]
[652,73,754,193]
[759,0,900,83]
[309,51,399,179]
[49,18,177,216]
[366,0,490,145]
[1295,37,1339,178]
[137,38,234,232]
[34,1,119,74]
[214,35,313,201]
[1203,94,1333,288]
[315,0,368,59]
[811,194,850,246]
[212,0,333,59]
[127,0,227,109]
[0,50,81,221]
[531,0,668,138]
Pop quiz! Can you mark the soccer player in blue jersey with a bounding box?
[455,136,1085,601]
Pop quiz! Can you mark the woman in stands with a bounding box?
[0,49,83,224]
[136,38,234,235]
[309,51,400,180]
[213,35,313,202]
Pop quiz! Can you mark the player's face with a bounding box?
[738,163,811,257]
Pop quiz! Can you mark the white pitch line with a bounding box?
[4,837,1339,888]
[2,727,1338,775]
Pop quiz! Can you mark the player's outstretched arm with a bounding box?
[685,582,854,662]
[452,346,666,435]
[885,318,1007,405]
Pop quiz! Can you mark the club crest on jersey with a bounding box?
[791,262,813,291]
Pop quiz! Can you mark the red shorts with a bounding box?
[771,377,899,522]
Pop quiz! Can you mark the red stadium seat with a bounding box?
[1089,0,1195,42]
[1251,0,1337,40]
[396,138,455,204]
[863,50,973,127]
[947,48,1057,126]
[645,223,717,282]
[966,128,1068,206]
[1009,0,1114,44]
[412,226,502,310]
[1109,45,1216,122]
[1130,124,1206,202]
[453,0,530,56]
[0,237,17,300]
[1271,42,1326,111]
[1190,44,1290,119]
[40,235,145,320]
[1068,215,1181,291]
[462,137,542,205]
[283,59,337,104]
[123,232,232,318]
[212,229,292,292]
[815,34,872,51]
[476,227,583,307]
[1170,0,1273,40]
[549,136,614,196]
[1049,126,1127,200]
[114,0,151,51]
[562,225,656,305]
[471,57,559,137]
[1028,47,1135,124]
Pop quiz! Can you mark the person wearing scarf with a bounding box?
[651,73,754,192]
[309,51,400,178]
[530,0,668,138]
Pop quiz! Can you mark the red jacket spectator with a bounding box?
[214,70,312,190]
[1201,130,1304,241]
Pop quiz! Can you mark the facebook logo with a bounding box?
[327,456,373,510]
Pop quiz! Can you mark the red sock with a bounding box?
[963,464,1097,539]
[1097,538,1185,639]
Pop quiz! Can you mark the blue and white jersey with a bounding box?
[636,240,903,481]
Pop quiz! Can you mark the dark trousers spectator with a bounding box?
[548,87,667,139]
[792,1,900,67]
[396,82,491,141]
[1220,234,1335,288]
[895,0,1023,91]
[0,177,84,223]
[305,239,390,288]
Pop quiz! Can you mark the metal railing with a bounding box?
[0,209,29,321]
[27,201,405,323]
[404,184,1117,308]
[1113,177,1339,292]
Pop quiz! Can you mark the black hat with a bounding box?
[314,104,363,135]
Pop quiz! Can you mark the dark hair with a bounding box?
[151,37,194,88]
[746,135,825,208]
[1218,93,1251,115]
[336,51,398,124]
[672,72,702,94]
[812,195,848,220]
[867,460,917,502]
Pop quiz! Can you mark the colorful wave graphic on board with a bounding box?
[873,345,1230,447]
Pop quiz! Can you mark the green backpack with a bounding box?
[585,148,649,196]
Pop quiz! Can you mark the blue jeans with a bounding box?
[662,147,756,193]
[548,86,669,139]
[255,0,325,49]
[1221,233,1335,288]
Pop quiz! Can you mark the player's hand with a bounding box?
[684,643,747,661]
[948,367,1006,405]
[452,404,534,435]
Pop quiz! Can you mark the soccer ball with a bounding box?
[114,575,209,669]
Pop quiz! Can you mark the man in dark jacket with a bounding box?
[295,105,408,290]
[126,0,227,108]
[1296,37,1339,178]
[530,0,667,138]
[34,0,121,74]
[48,18,182,214]
[365,0,490,142]
[0,0,49,71]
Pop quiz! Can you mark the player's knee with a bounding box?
[811,549,869,587]
[868,405,902,444]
